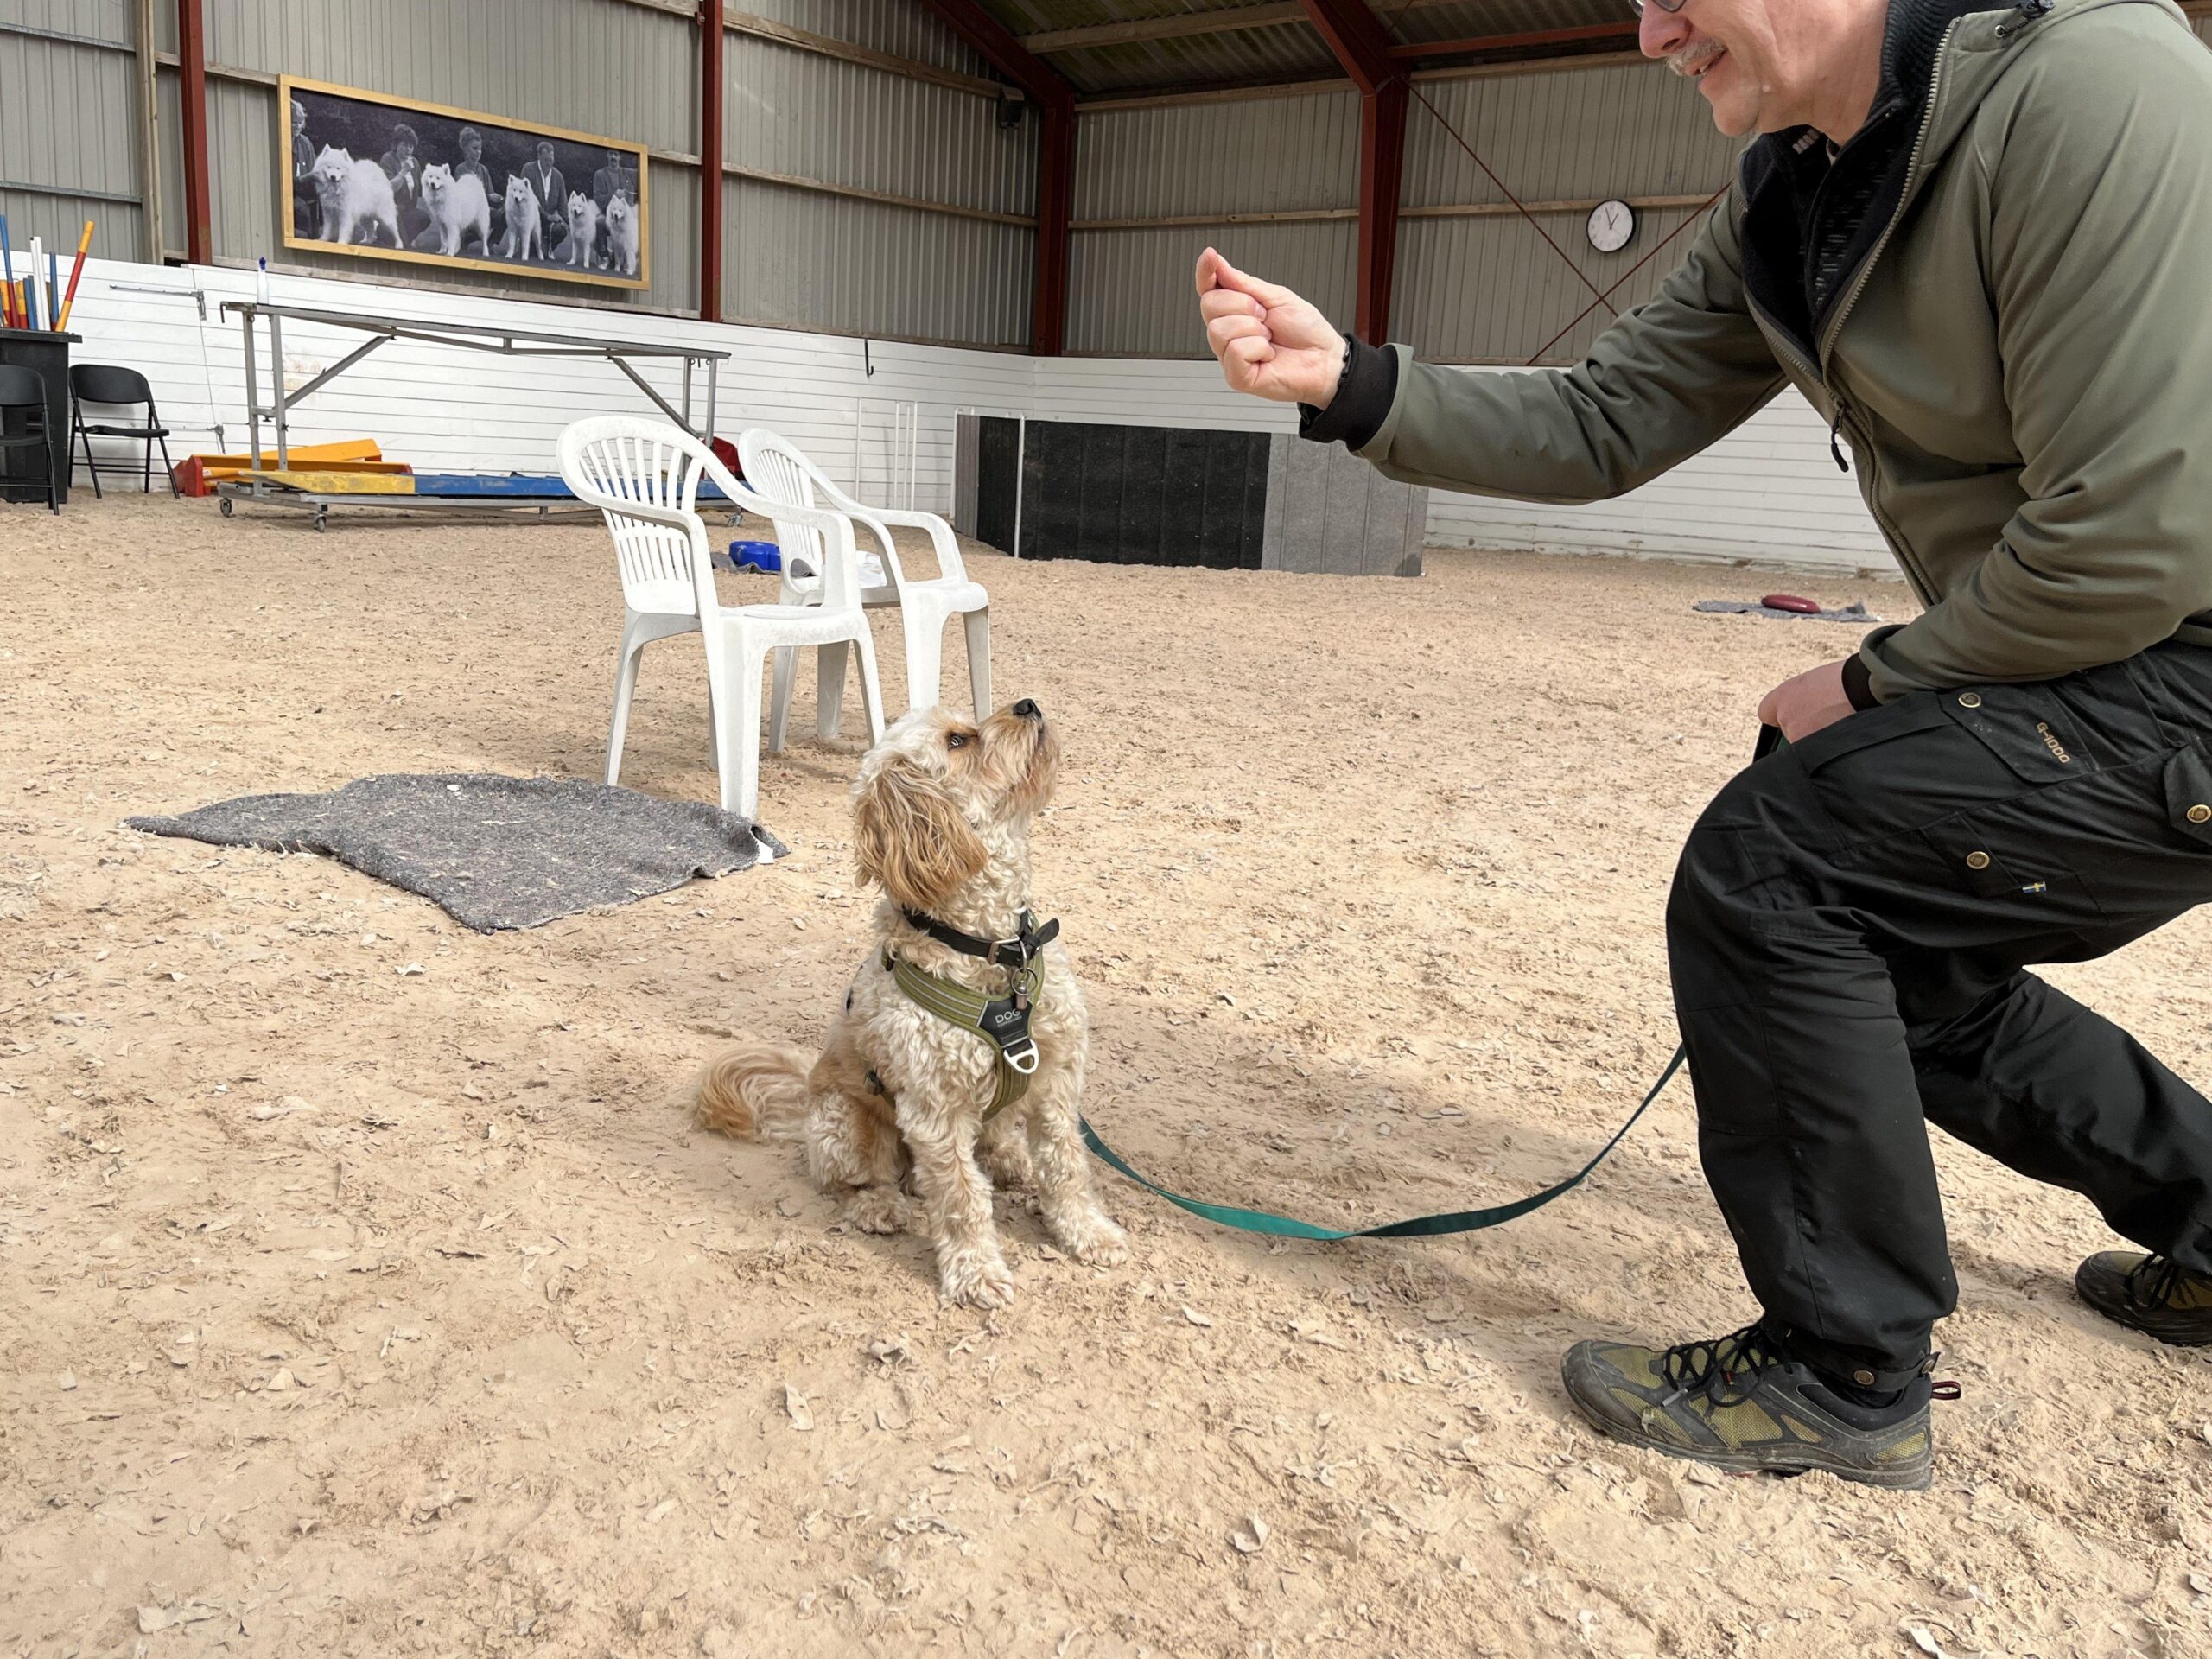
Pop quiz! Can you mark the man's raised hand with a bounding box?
[1195,247,1347,406]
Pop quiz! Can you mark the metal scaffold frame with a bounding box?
[219,300,730,472]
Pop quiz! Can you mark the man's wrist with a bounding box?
[1300,334,1397,449]
[1315,330,1352,410]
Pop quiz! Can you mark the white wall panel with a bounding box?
[63,251,1887,575]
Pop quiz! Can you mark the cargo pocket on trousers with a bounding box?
[1939,687,2101,785]
[1919,810,2033,899]
[1791,695,1954,774]
[2164,746,2212,846]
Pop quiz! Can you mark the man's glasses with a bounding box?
[1628,0,1688,13]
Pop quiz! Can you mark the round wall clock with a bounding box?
[1586,198,1637,253]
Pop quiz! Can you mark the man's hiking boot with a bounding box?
[1561,1325,1942,1491]
[2075,1251,2212,1345]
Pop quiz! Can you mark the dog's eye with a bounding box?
[946,733,969,749]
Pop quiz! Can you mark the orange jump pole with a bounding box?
[54,220,94,332]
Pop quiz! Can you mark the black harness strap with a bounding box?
[899,906,1058,967]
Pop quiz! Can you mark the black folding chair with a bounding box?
[0,364,59,515]
[70,363,177,499]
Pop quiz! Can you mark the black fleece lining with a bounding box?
[1737,0,1987,369]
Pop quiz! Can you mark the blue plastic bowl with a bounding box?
[728,539,782,574]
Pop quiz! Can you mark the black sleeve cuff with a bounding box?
[1299,334,1397,450]
[1840,652,1879,710]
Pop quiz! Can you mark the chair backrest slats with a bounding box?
[558,416,866,620]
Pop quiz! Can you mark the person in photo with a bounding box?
[290,99,321,238]
[524,139,567,264]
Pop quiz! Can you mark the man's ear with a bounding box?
[854,757,987,914]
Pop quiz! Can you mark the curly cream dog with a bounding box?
[693,699,1126,1308]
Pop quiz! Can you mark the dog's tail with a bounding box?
[691,1043,812,1141]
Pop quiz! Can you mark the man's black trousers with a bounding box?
[1669,643,2212,1389]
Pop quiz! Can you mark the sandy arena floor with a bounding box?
[3,493,2209,1658]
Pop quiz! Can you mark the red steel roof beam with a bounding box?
[915,0,1077,356]
[699,1,726,322]
[1300,1,1405,339]
[1392,22,1639,58]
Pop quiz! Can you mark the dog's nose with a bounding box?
[1012,698,1041,720]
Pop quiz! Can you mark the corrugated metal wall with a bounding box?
[1395,61,1741,363]
[0,0,148,258]
[3,0,1031,343]
[194,0,699,312]
[1070,90,1359,356]
[721,30,1034,345]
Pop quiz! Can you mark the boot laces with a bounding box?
[1657,1324,1780,1408]
[2125,1253,2193,1311]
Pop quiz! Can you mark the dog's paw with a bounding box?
[843,1188,911,1236]
[938,1253,1016,1311]
[1051,1211,1129,1268]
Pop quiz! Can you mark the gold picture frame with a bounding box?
[281,74,650,291]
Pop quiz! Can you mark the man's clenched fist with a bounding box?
[1195,247,1347,406]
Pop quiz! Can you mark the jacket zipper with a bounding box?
[1818,19,1961,362]
[1803,16,1965,602]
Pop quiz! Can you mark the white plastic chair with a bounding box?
[556,416,885,823]
[736,428,991,735]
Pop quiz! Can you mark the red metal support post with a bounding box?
[698,0,725,322]
[1298,1,1404,340]
[1033,98,1074,357]
[1357,79,1406,341]
[177,0,212,264]
[915,0,1077,356]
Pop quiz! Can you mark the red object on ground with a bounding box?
[1762,594,1821,613]
[710,436,744,481]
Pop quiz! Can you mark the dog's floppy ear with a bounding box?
[854,756,987,914]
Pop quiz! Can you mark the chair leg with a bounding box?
[143,432,155,494]
[963,607,992,720]
[74,414,102,501]
[852,626,887,746]
[158,432,177,499]
[44,429,57,515]
[767,645,797,753]
[903,607,944,716]
[721,639,767,822]
[606,619,646,785]
[816,639,850,741]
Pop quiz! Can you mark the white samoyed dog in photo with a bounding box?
[500,175,543,262]
[309,147,399,248]
[563,192,601,269]
[604,193,640,278]
[418,163,491,259]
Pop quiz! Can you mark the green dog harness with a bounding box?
[883,948,1042,1123]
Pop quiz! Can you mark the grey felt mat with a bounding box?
[127,773,786,932]
[1694,599,1883,623]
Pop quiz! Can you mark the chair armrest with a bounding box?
[861,505,966,584]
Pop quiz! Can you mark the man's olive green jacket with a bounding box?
[1351,0,2212,701]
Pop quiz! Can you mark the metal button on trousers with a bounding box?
[1667,643,2212,1389]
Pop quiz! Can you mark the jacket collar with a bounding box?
[1735,0,2153,372]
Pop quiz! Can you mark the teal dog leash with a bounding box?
[1076,728,1784,1239]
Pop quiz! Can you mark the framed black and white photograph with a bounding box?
[281,75,649,290]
